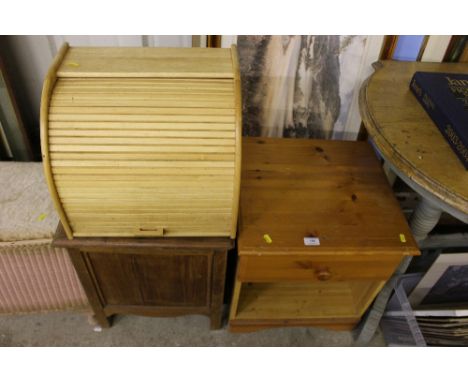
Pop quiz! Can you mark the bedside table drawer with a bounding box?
[237,255,402,282]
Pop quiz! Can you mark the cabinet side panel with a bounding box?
[40,43,73,239]
[230,45,242,238]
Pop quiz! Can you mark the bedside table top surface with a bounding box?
[238,137,419,257]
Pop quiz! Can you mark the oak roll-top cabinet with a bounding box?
[40,44,242,239]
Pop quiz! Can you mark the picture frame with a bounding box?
[230,35,384,140]
[0,54,33,160]
[408,252,468,310]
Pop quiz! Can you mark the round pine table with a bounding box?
[360,60,468,243]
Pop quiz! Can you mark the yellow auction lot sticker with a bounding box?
[263,234,272,244]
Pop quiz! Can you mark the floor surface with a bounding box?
[0,309,386,346]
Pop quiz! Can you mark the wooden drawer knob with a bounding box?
[316,267,331,281]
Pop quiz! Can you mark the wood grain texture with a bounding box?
[234,281,383,320]
[42,45,242,238]
[237,254,403,282]
[229,321,357,333]
[230,45,242,239]
[229,137,418,332]
[66,248,111,327]
[360,60,468,215]
[56,47,234,78]
[88,252,210,306]
[40,43,74,239]
[53,224,234,250]
[209,250,228,329]
[238,137,419,256]
[53,226,231,329]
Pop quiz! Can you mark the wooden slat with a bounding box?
[58,187,232,195]
[50,152,235,161]
[60,47,232,57]
[52,93,234,101]
[57,47,233,78]
[59,193,234,200]
[50,99,234,108]
[49,114,235,123]
[63,198,231,206]
[68,210,231,219]
[52,160,235,168]
[57,77,233,83]
[66,203,231,214]
[57,181,233,189]
[73,230,231,238]
[54,83,234,91]
[53,89,234,96]
[70,211,231,219]
[48,129,235,138]
[56,78,234,88]
[63,199,231,208]
[52,167,235,175]
[49,137,234,146]
[71,223,232,231]
[49,121,234,131]
[66,222,231,231]
[53,173,234,181]
[49,106,235,115]
[56,180,233,187]
[63,202,232,209]
[43,45,240,238]
[57,189,233,197]
[53,84,234,93]
[61,195,232,202]
[50,145,235,154]
[70,220,232,227]
[60,196,233,203]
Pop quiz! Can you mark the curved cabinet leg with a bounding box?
[410,197,443,243]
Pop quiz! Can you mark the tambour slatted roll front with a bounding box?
[40,44,241,239]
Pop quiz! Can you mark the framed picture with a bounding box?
[409,252,468,309]
[0,53,32,160]
[228,35,383,140]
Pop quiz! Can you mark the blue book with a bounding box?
[410,71,468,170]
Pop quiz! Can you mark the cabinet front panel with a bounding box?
[133,254,209,307]
[87,252,143,305]
[86,251,210,307]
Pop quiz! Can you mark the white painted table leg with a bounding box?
[410,197,443,243]
[382,161,397,186]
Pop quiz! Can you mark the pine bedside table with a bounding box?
[228,137,419,332]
